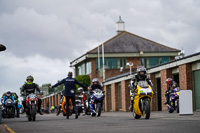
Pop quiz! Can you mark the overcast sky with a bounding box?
[0,0,200,99]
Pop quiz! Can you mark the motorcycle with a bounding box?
[61,96,72,116]
[89,89,105,117]
[22,92,42,121]
[1,98,15,118]
[76,89,87,116]
[75,98,82,116]
[132,81,154,119]
[167,87,180,113]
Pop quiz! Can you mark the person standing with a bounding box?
[50,72,90,119]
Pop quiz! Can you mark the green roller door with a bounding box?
[194,70,200,110]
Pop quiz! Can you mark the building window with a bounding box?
[77,61,91,75]
[77,63,85,75]
[141,57,171,68]
[86,61,91,74]
[96,58,126,70]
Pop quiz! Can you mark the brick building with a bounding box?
[103,52,200,112]
[70,17,180,83]
[41,17,183,112]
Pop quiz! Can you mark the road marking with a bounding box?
[3,124,16,133]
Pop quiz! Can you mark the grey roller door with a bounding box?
[194,70,200,110]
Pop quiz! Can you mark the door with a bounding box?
[173,73,179,86]
[156,78,162,111]
[194,70,200,110]
[118,84,122,110]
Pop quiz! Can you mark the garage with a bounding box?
[193,70,200,110]
[193,62,200,111]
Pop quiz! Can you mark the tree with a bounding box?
[75,75,91,91]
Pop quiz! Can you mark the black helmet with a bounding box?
[172,82,178,88]
[26,75,34,82]
[137,66,146,76]
[92,78,99,83]
[6,91,12,97]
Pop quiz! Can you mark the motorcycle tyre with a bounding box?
[96,103,101,117]
[143,100,150,119]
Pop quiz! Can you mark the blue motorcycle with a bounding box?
[90,89,105,117]
[167,87,180,113]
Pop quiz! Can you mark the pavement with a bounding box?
[1,111,200,133]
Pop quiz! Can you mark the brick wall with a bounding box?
[105,69,130,79]
[127,57,141,69]
[149,73,156,111]
[179,64,193,90]
[111,83,119,111]
[121,80,131,112]
[104,85,111,112]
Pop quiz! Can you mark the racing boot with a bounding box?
[91,110,96,116]
[75,113,78,119]
[37,106,43,115]
[57,106,61,116]
[37,99,43,115]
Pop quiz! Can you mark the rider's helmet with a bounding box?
[92,78,99,84]
[78,87,83,91]
[137,66,146,77]
[26,75,34,82]
[172,82,178,89]
[165,78,173,85]
[6,91,12,97]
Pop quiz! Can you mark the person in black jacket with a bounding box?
[20,75,43,115]
[0,44,6,52]
[50,72,90,119]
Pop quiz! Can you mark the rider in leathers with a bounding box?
[21,75,43,115]
[129,66,155,111]
[89,78,103,115]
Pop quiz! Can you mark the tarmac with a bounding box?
[0,123,9,133]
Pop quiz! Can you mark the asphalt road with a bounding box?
[2,111,200,133]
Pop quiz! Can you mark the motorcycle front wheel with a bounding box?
[96,103,101,117]
[143,100,150,119]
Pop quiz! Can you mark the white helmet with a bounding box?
[92,78,99,83]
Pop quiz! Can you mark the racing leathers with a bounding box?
[89,84,103,114]
[129,74,154,111]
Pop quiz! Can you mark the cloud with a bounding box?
[0,52,72,99]
[0,0,200,101]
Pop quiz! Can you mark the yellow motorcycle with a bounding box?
[132,81,154,119]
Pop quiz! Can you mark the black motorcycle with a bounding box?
[2,99,15,118]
